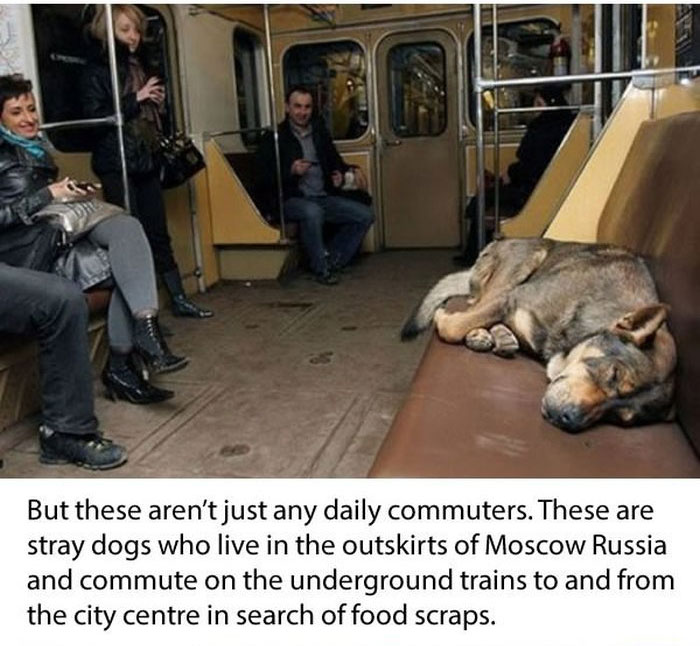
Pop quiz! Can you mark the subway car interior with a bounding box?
[0,4,699,477]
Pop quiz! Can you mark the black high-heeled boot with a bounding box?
[133,314,189,374]
[162,269,213,318]
[102,352,175,404]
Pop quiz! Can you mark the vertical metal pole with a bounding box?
[263,4,287,241]
[104,4,131,213]
[612,4,623,106]
[641,4,648,69]
[593,4,603,138]
[491,4,500,236]
[473,4,487,252]
[571,5,582,108]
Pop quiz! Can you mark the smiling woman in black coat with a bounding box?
[0,74,187,405]
[82,3,212,319]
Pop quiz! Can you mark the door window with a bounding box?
[387,42,446,137]
[233,28,264,148]
[283,40,368,140]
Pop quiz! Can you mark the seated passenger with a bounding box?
[0,263,126,469]
[255,85,374,285]
[458,85,576,265]
[0,74,185,405]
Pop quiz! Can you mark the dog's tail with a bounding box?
[400,269,472,341]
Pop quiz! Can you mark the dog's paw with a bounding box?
[490,323,519,357]
[465,328,494,352]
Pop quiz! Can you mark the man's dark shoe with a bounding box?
[39,426,127,470]
[315,271,340,286]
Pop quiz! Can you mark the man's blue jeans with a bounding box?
[0,264,98,435]
[283,195,374,276]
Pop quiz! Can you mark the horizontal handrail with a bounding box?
[208,126,271,138]
[40,116,117,131]
[497,104,594,115]
[478,65,700,91]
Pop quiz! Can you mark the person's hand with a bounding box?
[501,173,511,186]
[351,166,368,191]
[48,177,89,202]
[137,77,165,105]
[291,159,312,176]
[331,170,343,188]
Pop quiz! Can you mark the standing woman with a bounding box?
[82,4,212,319]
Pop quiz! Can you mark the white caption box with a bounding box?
[0,478,697,645]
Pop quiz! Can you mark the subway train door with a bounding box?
[377,30,461,248]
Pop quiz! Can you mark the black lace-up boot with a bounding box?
[162,269,213,318]
[133,314,189,374]
[102,352,174,404]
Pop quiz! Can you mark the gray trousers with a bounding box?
[88,215,158,353]
[0,263,97,435]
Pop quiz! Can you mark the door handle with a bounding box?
[385,139,402,146]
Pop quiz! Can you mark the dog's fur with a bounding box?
[402,238,677,432]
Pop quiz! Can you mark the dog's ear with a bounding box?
[611,304,670,347]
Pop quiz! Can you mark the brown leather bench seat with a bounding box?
[370,111,700,477]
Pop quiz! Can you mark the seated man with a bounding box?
[256,85,374,285]
[0,263,126,470]
[458,84,576,265]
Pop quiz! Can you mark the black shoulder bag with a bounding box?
[158,132,206,189]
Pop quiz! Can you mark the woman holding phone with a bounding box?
[83,4,212,319]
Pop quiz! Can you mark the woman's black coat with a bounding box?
[81,40,158,176]
[0,140,111,288]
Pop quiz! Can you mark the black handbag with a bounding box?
[158,132,206,189]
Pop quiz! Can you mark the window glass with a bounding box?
[388,42,446,137]
[233,29,263,148]
[31,4,175,151]
[467,19,560,130]
[283,40,368,140]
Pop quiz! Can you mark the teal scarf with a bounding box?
[0,124,47,159]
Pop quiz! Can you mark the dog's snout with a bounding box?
[542,399,587,433]
[557,406,582,432]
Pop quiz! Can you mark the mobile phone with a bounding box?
[74,182,101,191]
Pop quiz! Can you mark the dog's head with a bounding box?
[541,305,676,432]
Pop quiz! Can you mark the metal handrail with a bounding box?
[264,4,287,241]
[40,116,116,131]
[497,104,594,115]
[477,65,700,91]
[208,126,270,138]
[104,3,131,213]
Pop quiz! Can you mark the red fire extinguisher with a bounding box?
[550,35,571,76]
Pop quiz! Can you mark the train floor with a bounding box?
[0,249,453,478]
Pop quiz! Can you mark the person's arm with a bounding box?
[0,186,53,229]
[82,65,140,122]
[0,173,85,229]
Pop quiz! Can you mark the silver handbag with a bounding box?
[34,198,125,243]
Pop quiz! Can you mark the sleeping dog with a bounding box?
[401,238,677,432]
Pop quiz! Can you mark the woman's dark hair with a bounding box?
[0,74,33,112]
